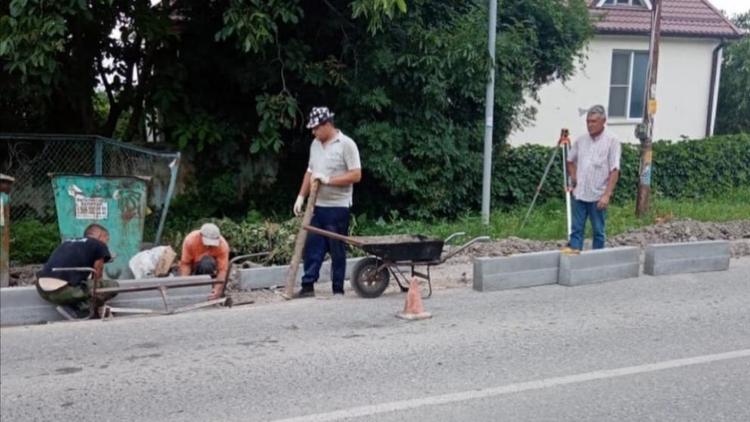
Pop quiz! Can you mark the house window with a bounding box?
[601,0,646,6]
[608,50,649,119]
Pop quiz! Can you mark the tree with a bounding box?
[338,0,593,216]
[1,0,593,219]
[715,11,750,135]
[0,0,176,136]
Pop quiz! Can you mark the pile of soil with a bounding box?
[458,219,750,261]
[608,219,750,256]
[7,264,42,288]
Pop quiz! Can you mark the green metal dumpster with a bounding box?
[50,174,148,280]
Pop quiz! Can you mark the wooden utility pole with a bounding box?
[636,0,662,217]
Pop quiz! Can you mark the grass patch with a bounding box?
[353,187,750,241]
[10,220,60,264]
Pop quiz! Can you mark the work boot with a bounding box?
[295,284,315,298]
[560,246,581,256]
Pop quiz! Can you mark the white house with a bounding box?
[508,0,744,146]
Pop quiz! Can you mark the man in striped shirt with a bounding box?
[562,105,621,254]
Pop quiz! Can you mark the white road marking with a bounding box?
[272,349,750,422]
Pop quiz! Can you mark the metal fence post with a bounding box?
[155,153,180,245]
[481,0,498,226]
[0,174,14,287]
[95,138,103,175]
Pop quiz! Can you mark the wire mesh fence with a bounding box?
[0,134,180,243]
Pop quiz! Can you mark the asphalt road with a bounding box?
[2,258,749,422]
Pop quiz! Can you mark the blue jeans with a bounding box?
[302,206,350,293]
[568,198,607,250]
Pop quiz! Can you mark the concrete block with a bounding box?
[473,251,560,292]
[558,247,639,286]
[1,281,215,326]
[644,241,730,276]
[2,258,368,326]
[238,258,363,290]
[0,286,61,326]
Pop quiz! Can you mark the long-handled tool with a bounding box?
[559,128,573,240]
[519,129,574,241]
[283,180,320,299]
[519,147,559,230]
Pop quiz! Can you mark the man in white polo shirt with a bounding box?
[562,105,621,254]
[293,107,362,297]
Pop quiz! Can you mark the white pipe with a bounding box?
[562,145,572,240]
[481,0,498,225]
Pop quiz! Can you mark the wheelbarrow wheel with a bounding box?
[351,257,390,298]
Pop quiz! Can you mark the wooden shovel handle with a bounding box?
[284,180,320,298]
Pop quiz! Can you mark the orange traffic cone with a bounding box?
[396,278,432,320]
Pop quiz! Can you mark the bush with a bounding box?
[10,220,60,265]
[493,134,750,208]
[163,217,304,266]
[13,135,740,266]
[650,135,750,198]
[171,133,749,221]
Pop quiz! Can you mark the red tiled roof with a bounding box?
[589,0,744,39]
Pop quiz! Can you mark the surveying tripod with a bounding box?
[520,128,573,239]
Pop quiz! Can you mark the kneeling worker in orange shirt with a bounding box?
[179,223,230,300]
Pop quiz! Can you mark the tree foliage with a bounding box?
[1,0,593,219]
[715,11,750,135]
[344,1,592,217]
[1,0,179,137]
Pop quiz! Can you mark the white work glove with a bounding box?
[293,195,305,217]
[312,172,330,185]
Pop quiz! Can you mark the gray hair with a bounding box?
[587,104,607,119]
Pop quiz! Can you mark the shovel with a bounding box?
[283,180,320,299]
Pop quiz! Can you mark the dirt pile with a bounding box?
[8,264,42,287]
[457,219,750,260]
[608,219,750,253]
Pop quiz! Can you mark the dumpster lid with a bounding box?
[48,173,151,182]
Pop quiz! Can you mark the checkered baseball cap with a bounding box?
[306,107,334,129]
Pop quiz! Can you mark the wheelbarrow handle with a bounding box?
[228,252,270,283]
[440,236,491,263]
[52,267,97,274]
[302,225,363,247]
[229,252,269,267]
[443,232,466,244]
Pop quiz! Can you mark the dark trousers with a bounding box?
[568,198,607,250]
[302,206,350,292]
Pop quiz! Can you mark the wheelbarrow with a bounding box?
[303,225,489,298]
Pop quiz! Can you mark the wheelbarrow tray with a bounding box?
[351,235,444,262]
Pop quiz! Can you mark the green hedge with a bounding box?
[492,134,750,207]
[648,134,750,198]
[9,220,60,265]
[9,135,749,265]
